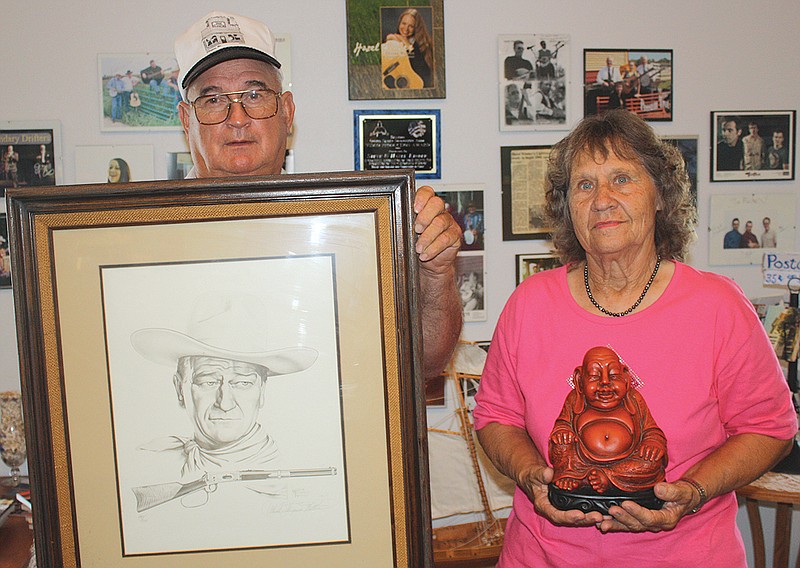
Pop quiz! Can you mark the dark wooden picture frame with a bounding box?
[7,171,432,567]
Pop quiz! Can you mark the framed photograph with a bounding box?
[456,252,486,322]
[346,0,445,100]
[708,193,796,265]
[515,252,562,286]
[436,185,485,251]
[661,135,698,208]
[0,214,9,289]
[6,171,431,567]
[0,120,62,195]
[75,145,155,184]
[99,53,181,131]
[166,151,194,180]
[710,110,796,182]
[500,145,552,240]
[498,34,570,131]
[354,109,441,179]
[583,49,672,121]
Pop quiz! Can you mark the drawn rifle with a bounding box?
[132,467,337,512]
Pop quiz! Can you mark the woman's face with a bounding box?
[398,14,416,38]
[567,146,661,258]
[108,159,122,183]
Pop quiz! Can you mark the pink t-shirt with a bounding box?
[473,261,797,567]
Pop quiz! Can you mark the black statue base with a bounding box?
[549,484,664,515]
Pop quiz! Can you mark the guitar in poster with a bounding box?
[346,0,446,100]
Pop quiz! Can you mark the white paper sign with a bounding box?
[762,252,800,287]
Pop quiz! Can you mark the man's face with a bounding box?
[732,219,740,231]
[578,348,629,410]
[745,221,753,233]
[749,123,759,136]
[514,42,524,55]
[721,121,741,146]
[175,356,267,449]
[773,132,785,148]
[179,58,295,178]
[763,218,771,230]
[506,85,521,106]
[606,57,613,66]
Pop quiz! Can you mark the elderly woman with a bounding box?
[473,110,797,566]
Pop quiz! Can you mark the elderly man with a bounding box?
[174,12,462,378]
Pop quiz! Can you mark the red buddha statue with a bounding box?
[549,346,667,504]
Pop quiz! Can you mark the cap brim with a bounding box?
[182,46,281,90]
[131,328,317,376]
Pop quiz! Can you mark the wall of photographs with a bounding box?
[0,0,798,485]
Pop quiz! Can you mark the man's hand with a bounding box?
[413,186,461,270]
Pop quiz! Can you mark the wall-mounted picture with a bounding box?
[75,145,155,184]
[583,49,672,121]
[346,0,445,100]
[456,252,486,322]
[710,110,795,182]
[166,152,194,180]
[0,121,61,195]
[708,193,796,266]
[0,214,9,289]
[501,145,552,240]
[354,109,440,179]
[515,252,562,286]
[498,34,570,131]
[436,185,485,251]
[99,53,181,131]
[661,135,698,208]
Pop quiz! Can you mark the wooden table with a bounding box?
[0,515,33,568]
[737,471,800,568]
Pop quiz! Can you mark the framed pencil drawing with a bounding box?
[710,110,795,182]
[7,171,432,567]
[501,145,552,240]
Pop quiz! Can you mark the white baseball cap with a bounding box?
[174,11,281,101]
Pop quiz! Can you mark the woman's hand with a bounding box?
[595,479,698,533]
[518,464,606,528]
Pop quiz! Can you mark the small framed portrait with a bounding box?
[98,53,181,131]
[708,193,796,265]
[0,214,9,289]
[710,110,796,182]
[165,151,194,180]
[456,252,486,323]
[436,185,485,251]
[583,49,672,121]
[0,120,62,196]
[501,145,552,240]
[498,34,570,131]
[354,109,441,179]
[515,252,562,285]
[346,0,445,100]
[75,145,155,184]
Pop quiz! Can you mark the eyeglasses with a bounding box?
[190,88,282,125]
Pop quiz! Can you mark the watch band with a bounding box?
[680,477,708,513]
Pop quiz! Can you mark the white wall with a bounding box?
[0,0,798,563]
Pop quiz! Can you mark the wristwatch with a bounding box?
[680,477,708,513]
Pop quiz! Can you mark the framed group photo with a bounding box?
[436,185,485,251]
[583,49,672,121]
[500,145,552,240]
[0,120,61,195]
[7,171,433,567]
[710,110,795,182]
[346,0,445,100]
[498,34,570,131]
[354,109,441,179]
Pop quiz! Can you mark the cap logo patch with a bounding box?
[201,15,246,53]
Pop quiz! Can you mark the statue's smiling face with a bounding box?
[579,347,629,410]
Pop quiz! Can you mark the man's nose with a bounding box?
[215,381,237,411]
[226,100,251,126]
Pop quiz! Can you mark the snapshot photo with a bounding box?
[500,145,552,240]
[99,53,181,131]
[499,34,570,131]
[75,145,154,184]
[456,252,486,323]
[437,185,485,251]
[708,193,796,265]
[166,151,194,180]
[710,110,795,182]
[346,0,445,100]
[0,121,61,195]
[583,49,672,121]
[661,135,698,208]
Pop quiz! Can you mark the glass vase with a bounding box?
[0,391,26,487]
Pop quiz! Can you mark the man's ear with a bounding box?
[173,374,186,408]
[178,101,192,136]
